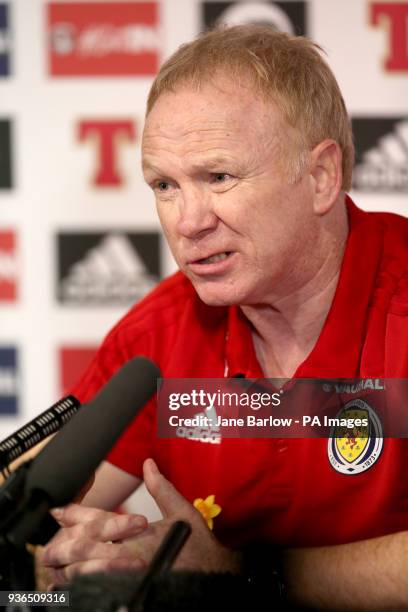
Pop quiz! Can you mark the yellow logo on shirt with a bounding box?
[328,399,383,475]
[335,408,369,463]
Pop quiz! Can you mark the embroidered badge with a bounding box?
[328,398,383,475]
[193,495,222,529]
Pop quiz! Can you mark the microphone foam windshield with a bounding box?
[25,357,160,507]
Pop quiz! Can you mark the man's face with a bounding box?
[142,77,318,306]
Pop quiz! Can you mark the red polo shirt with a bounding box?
[72,199,408,548]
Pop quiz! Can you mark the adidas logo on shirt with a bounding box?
[176,407,222,445]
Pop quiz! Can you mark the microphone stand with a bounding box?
[0,357,160,610]
[0,461,34,593]
[0,461,60,612]
[125,520,192,612]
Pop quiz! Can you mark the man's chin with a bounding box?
[185,272,250,307]
[193,285,242,307]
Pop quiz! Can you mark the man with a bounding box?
[40,26,408,609]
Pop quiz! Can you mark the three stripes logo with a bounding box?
[352,117,408,193]
[176,407,222,445]
[57,232,161,305]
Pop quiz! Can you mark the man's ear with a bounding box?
[309,139,343,215]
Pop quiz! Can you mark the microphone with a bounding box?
[2,356,160,547]
[26,356,160,507]
[0,396,81,473]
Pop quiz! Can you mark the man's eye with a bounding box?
[157,181,170,191]
[213,173,230,183]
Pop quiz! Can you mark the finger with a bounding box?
[78,512,147,542]
[47,513,147,550]
[143,458,193,518]
[51,504,109,527]
[46,567,67,588]
[63,556,144,582]
[42,538,137,567]
[35,548,59,591]
[52,504,147,537]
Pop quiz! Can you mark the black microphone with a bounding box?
[0,396,81,472]
[3,356,160,548]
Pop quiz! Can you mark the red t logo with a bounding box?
[78,120,136,186]
[371,3,408,71]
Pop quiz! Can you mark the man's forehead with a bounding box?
[142,80,281,147]
[148,74,258,114]
[146,94,248,131]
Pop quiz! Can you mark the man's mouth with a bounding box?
[195,252,232,265]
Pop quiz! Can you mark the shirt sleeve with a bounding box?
[69,324,156,480]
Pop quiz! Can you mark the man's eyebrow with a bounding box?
[141,151,244,186]
[142,154,236,174]
[196,157,232,169]
[141,159,163,175]
[184,153,241,174]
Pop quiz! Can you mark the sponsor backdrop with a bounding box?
[0,1,407,512]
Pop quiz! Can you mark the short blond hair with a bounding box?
[147,25,354,190]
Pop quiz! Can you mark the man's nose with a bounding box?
[176,186,218,238]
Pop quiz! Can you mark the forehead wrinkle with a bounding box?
[143,129,249,174]
[181,133,247,164]
[145,76,285,132]
[142,89,288,175]
[143,91,268,145]
[143,120,280,157]
[143,121,248,156]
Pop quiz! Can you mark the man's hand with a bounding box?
[123,458,241,573]
[39,507,147,587]
[40,459,241,588]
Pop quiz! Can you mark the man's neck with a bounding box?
[241,203,349,378]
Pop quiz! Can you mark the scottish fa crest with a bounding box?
[328,398,383,475]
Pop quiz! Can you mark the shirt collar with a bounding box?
[225,196,383,378]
